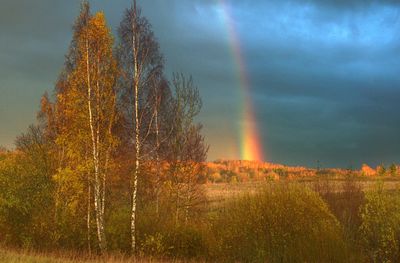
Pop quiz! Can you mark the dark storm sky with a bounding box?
[0,0,399,167]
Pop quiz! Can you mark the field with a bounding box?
[0,248,82,263]
[206,177,400,205]
[0,247,177,263]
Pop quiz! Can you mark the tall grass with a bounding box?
[313,176,365,241]
[0,247,183,262]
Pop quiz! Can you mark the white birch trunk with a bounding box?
[131,1,140,252]
[86,38,106,253]
[155,92,161,215]
[87,177,91,255]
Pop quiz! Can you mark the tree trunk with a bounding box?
[175,187,180,226]
[131,1,139,252]
[87,178,91,255]
[86,38,106,253]
[155,91,161,216]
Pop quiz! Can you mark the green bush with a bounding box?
[209,183,354,263]
[106,206,130,251]
[135,203,208,259]
[359,183,400,262]
[164,225,207,258]
[0,152,56,249]
[140,233,166,257]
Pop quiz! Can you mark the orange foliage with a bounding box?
[206,160,388,183]
[361,164,376,176]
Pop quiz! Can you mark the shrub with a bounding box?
[389,164,398,177]
[106,206,130,251]
[0,151,57,249]
[138,222,207,259]
[136,201,208,259]
[209,183,353,263]
[164,225,207,258]
[377,165,387,177]
[140,233,166,257]
[359,183,400,262]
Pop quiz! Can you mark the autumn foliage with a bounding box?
[0,0,207,255]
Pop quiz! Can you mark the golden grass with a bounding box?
[0,247,185,263]
[205,178,400,205]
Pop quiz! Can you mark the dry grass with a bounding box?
[0,247,185,263]
[206,178,400,205]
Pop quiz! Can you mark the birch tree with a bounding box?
[117,1,163,253]
[39,1,92,249]
[147,78,173,216]
[166,73,208,225]
[56,11,118,253]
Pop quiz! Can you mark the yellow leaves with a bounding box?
[53,10,118,217]
[53,168,85,214]
[79,12,114,58]
[61,11,117,146]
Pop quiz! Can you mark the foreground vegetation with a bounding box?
[3,169,400,262]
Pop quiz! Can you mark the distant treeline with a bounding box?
[206,160,400,183]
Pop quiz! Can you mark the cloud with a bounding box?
[0,0,399,167]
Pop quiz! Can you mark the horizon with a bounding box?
[1,0,399,167]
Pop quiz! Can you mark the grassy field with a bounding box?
[0,248,177,263]
[0,249,76,263]
[205,177,400,205]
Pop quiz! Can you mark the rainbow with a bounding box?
[219,0,265,161]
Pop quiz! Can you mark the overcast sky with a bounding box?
[0,0,399,168]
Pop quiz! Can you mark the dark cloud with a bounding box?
[0,0,399,167]
[301,0,400,10]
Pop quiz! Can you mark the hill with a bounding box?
[205,159,399,183]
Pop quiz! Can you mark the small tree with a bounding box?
[389,164,398,177]
[164,73,208,225]
[377,164,387,177]
[0,126,56,248]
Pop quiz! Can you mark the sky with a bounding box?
[0,0,399,168]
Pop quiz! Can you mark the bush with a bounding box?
[137,223,207,259]
[209,183,354,263]
[359,183,400,262]
[0,151,56,249]
[106,206,130,251]
[136,203,208,259]
[140,233,166,257]
[164,225,207,258]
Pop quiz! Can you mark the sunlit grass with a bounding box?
[0,247,180,263]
